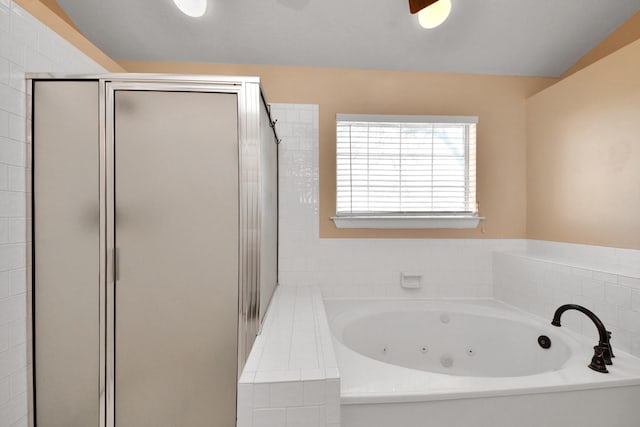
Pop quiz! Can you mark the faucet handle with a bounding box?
[598,331,614,364]
[589,345,609,373]
[600,344,613,365]
[606,331,615,358]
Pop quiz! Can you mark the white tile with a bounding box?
[0,244,25,270]
[0,163,7,190]
[619,309,640,334]
[0,56,8,85]
[253,383,270,408]
[0,33,23,69]
[592,301,620,329]
[0,4,9,34]
[593,271,618,284]
[324,380,339,399]
[253,408,285,427]
[617,248,640,270]
[8,319,24,347]
[0,294,24,325]
[24,48,52,72]
[0,377,9,406]
[0,191,24,217]
[11,415,28,427]
[237,383,253,420]
[7,62,23,92]
[0,110,8,137]
[0,392,27,427]
[7,114,22,142]
[7,220,23,244]
[6,165,23,191]
[0,138,25,166]
[270,382,303,407]
[631,334,640,358]
[0,344,26,379]
[286,406,319,427]
[300,369,326,382]
[571,267,593,278]
[581,278,605,302]
[10,10,37,49]
[0,85,24,117]
[303,380,325,405]
[0,324,7,352]
[9,366,25,397]
[236,410,252,427]
[324,393,340,424]
[605,283,632,308]
[632,289,640,312]
[619,276,640,290]
[609,325,632,353]
[0,270,8,299]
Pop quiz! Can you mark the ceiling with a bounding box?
[57,0,640,77]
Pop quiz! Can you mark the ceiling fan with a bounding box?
[408,0,440,14]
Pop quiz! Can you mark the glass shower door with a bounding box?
[113,90,239,427]
[33,80,101,427]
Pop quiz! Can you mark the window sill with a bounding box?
[331,215,484,229]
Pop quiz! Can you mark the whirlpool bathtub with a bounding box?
[325,299,640,427]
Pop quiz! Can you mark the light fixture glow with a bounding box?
[172,0,207,18]
[418,0,451,29]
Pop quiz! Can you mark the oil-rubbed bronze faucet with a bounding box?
[551,304,614,373]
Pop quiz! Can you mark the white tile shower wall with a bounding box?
[0,2,106,426]
[494,243,640,358]
[271,103,526,298]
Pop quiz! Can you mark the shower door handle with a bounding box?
[113,247,120,282]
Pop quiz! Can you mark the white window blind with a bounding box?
[336,114,477,216]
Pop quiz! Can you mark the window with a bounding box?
[334,114,481,229]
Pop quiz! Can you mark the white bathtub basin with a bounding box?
[336,306,571,377]
[325,299,640,404]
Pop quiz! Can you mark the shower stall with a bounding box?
[27,75,279,427]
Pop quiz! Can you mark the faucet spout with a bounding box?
[551,304,608,344]
[551,304,614,369]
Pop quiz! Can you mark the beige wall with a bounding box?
[14,0,124,72]
[121,60,555,239]
[527,38,640,250]
[27,2,640,242]
[37,0,80,31]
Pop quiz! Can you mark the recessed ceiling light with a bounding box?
[418,0,452,29]
[172,0,207,18]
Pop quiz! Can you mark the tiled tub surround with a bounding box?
[494,241,640,358]
[237,285,340,427]
[0,2,106,426]
[272,103,526,298]
[270,102,640,427]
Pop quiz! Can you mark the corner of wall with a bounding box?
[524,36,640,250]
[12,0,125,72]
[529,14,640,101]
[560,10,640,80]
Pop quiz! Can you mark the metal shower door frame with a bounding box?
[103,76,262,427]
[27,74,269,427]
